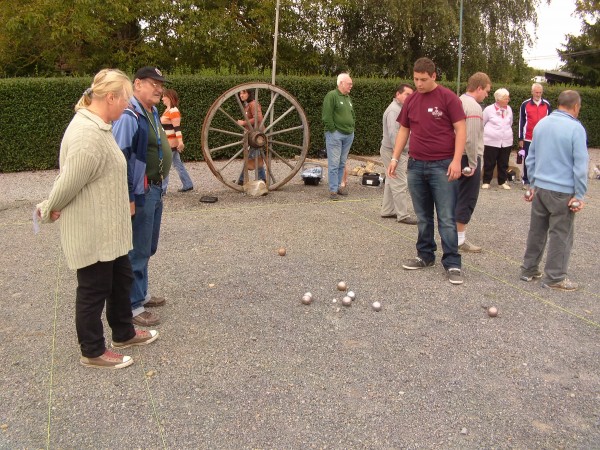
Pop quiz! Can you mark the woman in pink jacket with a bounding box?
[482,88,514,190]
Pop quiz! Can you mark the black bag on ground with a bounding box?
[361,172,381,186]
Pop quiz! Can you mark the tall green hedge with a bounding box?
[1,75,599,173]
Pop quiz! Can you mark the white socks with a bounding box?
[458,231,466,246]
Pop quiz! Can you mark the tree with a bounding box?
[0,0,145,76]
[559,0,600,86]
[0,0,542,82]
[286,0,539,81]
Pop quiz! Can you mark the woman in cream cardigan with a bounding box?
[37,69,159,369]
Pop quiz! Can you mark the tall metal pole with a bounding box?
[456,0,463,94]
[271,0,280,86]
[267,0,281,184]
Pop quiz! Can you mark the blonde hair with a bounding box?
[75,69,133,111]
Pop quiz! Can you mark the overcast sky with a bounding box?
[523,0,583,71]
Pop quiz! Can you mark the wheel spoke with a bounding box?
[267,147,295,169]
[215,148,245,171]
[217,106,246,130]
[263,106,297,133]
[208,127,244,138]
[270,139,304,151]
[207,139,244,153]
[259,92,280,129]
[267,124,304,137]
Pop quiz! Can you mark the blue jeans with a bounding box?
[129,185,163,313]
[171,149,194,190]
[325,130,354,193]
[407,157,460,270]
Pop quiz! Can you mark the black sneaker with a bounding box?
[402,257,434,270]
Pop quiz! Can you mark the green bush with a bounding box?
[1,75,598,173]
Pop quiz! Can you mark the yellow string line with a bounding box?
[465,264,600,328]
[337,203,600,329]
[136,347,168,449]
[162,196,376,217]
[46,251,62,450]
[159,194,600,327]
[27,185,598,448]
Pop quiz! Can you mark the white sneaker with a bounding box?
[500,183,511,190]
[481,183,490,189]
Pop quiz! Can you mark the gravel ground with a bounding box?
[0,151,599,449]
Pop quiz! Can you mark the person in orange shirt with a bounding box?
[161,89,194,192]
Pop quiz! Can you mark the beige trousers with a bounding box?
[380,146,409,221]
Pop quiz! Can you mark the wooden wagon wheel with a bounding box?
[201,82,310,191]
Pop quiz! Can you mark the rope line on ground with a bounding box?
[464,263,600,329]
[46,250,62,450]
[162,195,599,324]
[136,347,169,449]
[161,196,376,217]
[337,203,600,330]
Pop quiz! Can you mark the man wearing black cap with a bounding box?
[113,67,172,326]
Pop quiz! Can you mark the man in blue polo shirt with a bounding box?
[520,90,588,291]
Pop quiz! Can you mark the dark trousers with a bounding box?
[482,145,511,185]
[456,155,481,225]
[76,255,136,358]
[522,141,531,184]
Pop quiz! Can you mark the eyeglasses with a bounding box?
[145,80,164,91]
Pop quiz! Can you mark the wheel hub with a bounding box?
[248,131,267,148]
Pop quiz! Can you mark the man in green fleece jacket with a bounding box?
[322,73,355,200]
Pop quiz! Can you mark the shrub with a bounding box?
[1,75,598,173]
